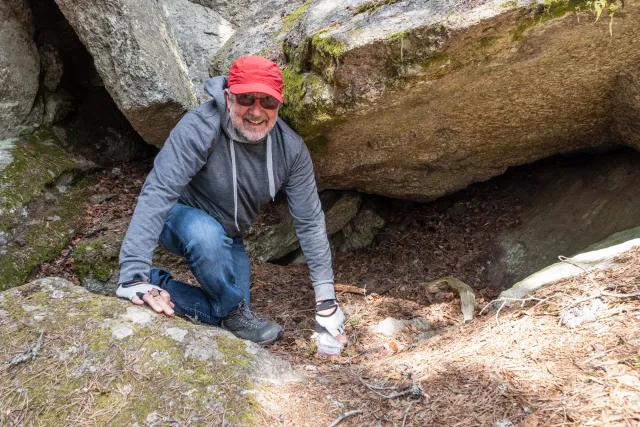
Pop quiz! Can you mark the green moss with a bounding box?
[512,0,591,41]
[0,180,88,291]
[280,65,337,137]
[354,0,402,15]
[74,237,119,282]
[0,128,78,233]
[281,1,312,33]
[308,31,345,81]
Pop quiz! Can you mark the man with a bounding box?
[115,56,347,350]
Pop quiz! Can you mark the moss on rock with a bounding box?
[0,277,299,425]
[0,128,78,233]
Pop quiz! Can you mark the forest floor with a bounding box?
[35,161,640,426]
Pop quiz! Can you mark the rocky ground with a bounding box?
[25,161,640,426]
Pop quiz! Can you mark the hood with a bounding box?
[204,76,261,145]
[203,76,276,233]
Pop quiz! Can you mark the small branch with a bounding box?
[402,401,416,427]
[7,331,44,367]
[334,283,367,296]
[381,385,423,400]
[328,410,363,427]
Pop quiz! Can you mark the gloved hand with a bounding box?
[116,280,174,316]
[315,324,344,356]
[315,299,347,350]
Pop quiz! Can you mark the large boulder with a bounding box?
[0,0,42,138]
[54,0,199,147]
[244,191,361,261]
[0,277,301,425]
[159,0,235,103]
[612,64,640,151]
[0,129,87,291]
[489,150,640,289]
[214,0,640,200]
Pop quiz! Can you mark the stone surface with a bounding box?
[499,226,640,301]
[215,0,640,200]
[0,277,302,424]
[491,152,640,289]
[43,91,73,125]
[54,0,199,147]
[333,207,385,253]
[160,0,235,102]
[0,1,41,139]
[612,64,640,151]
[0,129,86,291]
[369,317,407,336]
[244,191,361,261]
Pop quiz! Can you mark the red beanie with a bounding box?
[228,56,283,103]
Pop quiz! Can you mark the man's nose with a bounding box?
[248,99,264,115]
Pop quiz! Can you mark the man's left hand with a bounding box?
[316,300,347,345]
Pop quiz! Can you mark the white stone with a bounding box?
[369,317,407,336]
[122,306,154,325]
[111,324,134,340]
[51,290,65,299]
[22,305,42,313]
[164,327,188,342]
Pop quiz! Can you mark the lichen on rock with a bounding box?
[0,277,301,425]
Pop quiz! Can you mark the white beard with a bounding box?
[231,112,276,143]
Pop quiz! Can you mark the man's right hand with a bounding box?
[116,281,175,317]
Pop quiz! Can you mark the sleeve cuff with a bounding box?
[118,261,151,284]
[313,281,336,302]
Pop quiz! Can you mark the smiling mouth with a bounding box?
[245,118,266,126]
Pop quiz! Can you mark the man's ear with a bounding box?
[224,89,230,108]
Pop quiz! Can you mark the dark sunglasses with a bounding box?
[232,93,281,110]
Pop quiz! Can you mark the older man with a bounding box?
[115,56,346,349]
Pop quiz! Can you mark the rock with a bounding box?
[0,277,302,423]
[215,0,640,200]
[245,191,361,261]
[369,317,407,336]
[410,317,431,332]
[88,193,117,205]
[209,0,309,75]
[612,64,640,151]
[492,152,640,289]
[0,1,41,139]
[54,0,199,147]
[191,0,279,27]
[499,226,640,301]
[43,91,73,125]
[165,327,188,342]
[40,43,64,92]
[0,129,87,291]
[333,207,385,253]
[159,0,235,102]
[561,299,606,328]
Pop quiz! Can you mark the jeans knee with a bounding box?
[183,217,232,259]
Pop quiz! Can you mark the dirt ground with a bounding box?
[34,162,640,426]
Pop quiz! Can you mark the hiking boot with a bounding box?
[221,301,282,345]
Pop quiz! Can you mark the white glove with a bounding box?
[315,299,345,338]
[315,326,345,356]
[116,280,163,301]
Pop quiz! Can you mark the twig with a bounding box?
[380,385,423,400]
[402,401,416,427]
[328,410,363,427]
[334,283,367,296]
[6,331,44,367]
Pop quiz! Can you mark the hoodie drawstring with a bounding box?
[267,134,276,201]
[230,135,276,233]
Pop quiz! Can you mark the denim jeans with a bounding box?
[148,203,250,326]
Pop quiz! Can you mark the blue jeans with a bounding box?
[148,203,250,326]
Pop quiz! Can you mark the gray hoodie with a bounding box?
[118,76,335,301]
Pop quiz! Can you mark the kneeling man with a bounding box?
[115,56,347,349]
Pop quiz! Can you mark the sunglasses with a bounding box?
[232,93,281,110]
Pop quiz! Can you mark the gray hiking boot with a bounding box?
[221,301,282,345]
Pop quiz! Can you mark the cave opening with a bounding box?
[29,0,155,166]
